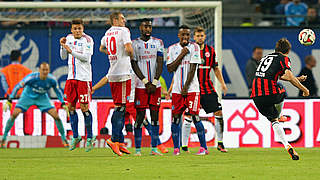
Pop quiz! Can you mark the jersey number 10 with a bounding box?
[106,37,117,55]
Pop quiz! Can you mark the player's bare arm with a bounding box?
[92,76,109,94]
[60,37,66,45]
[213,66,228,96]
[297,75,307,82]
[149,55,164,94]
[165,78,174,100]
[167,47,189,73]
[281,69,309,96]
[125,43,134,60]
[99,45,108,55]
[182,63,197,96]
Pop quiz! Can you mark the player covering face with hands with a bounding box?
[1,63,69,148]
[167,25,208,155]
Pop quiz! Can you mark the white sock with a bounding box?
[215,116,224,142]
[272,121,290,148]
[181,116,192,147]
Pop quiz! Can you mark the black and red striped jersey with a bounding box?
[197,44,218,95]
[251,52,291,97]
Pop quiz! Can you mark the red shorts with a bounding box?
[125,102,136,123]
[172,92,200,115]
[109,80,131,106]
[135,87,161,109]
[64,79,92,106]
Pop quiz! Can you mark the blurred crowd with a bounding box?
[250,0,320,26]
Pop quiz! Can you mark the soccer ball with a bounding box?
[298,29,316,46]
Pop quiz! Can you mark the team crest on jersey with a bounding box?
[205,52,210,58]
[136,100,140,105]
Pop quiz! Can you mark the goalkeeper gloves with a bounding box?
[61,102,70,118]
[3,98,12,112]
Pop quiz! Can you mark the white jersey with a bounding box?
[128,69,136,103]
[60,33,93,81]
[101,26,132,82]
[166,42,201,94]
[132,37,164,89]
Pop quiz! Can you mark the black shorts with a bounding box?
[253,93,286,121]
[200,92,222,114]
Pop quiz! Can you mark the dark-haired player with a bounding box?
[181,26,228,153]
[251,38,309,160]
[167,25,208,155]
[60,18,95,152]
[131,18,168,156]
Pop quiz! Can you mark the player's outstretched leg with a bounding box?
[107,106,126,156]
[214,113,227,152]
[150,107,162,156]
[272,120,299,160]
[69,110,81,150]
[1,108,22,148]
[192,115,208,155]
[171,115,182,155]
[134,109,145,156]
[181,116,192,153]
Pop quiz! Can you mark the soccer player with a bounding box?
[60,18,95,152]
[99,11,133,156]
[251,38,309,160]
[167,25,208,155]
[131,18,168,156]
[180,26,228,153]
[0,62,69,148]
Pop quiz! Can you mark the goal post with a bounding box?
[0,1,223,97]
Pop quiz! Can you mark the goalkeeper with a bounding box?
[0,62,69,148]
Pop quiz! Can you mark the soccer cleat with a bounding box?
[195,147,209,155]
[85,137,96,152]
[217,142,228,153]
[173,148,180,156]
[119,143,131,154]
[286,145,299,160]
[69,137,82,151]
[181,146,190,153]
[63,140,69,148]
[150,148,163,156]
[135,148,142,156]
[106,138,122,156]
[157,144,169,153]
[279,115,289,122]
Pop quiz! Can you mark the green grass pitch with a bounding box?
[1,147,319,180]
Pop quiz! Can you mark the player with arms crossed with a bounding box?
[181,26,228,153]
[251,38,308,160]
[60,18,95,152]
[98,12,133,156]
[131,18,168,156]
[167,25,208,155]
[1,63,69,148]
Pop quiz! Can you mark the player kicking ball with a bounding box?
[60,18,95,152]
[181,26,228,153]
[251,38,309,160]
[167,25,208,155]
[131,18,168,156]
[1,63,69,148]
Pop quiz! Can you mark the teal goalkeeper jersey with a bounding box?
[9,72,65,103]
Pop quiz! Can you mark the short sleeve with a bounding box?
[190,43,201,64]
[166,46,173,65]
[100,36,106,47]
[157,39,164,57]
[85,38,94,55]
[211,47,218,68]
[122,28,132,45]
[280,56,291,71]
[132,41,139,61]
